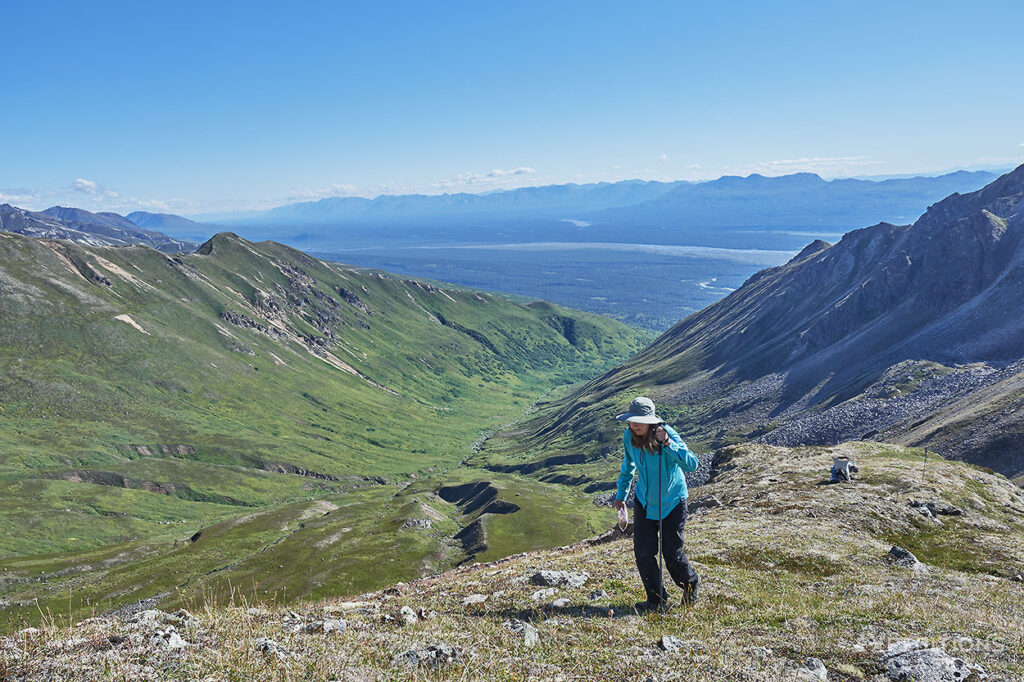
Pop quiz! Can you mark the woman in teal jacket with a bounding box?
[613,396,701,611]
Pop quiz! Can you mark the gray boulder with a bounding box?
[255,637,291,661]
[531,587,558,601]
[797,656,827,680]
[503,618,539,648]
[148,626,187,649]
[882,640,987,681]
[530,570,589,588]
[300,619,346,634]
[887,546,921,568]
[658,635,683,653]
[394,643,463,669]
[398,606,418,625]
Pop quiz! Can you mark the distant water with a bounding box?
[316,242,798,332]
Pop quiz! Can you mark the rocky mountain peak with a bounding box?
[194,232,242,255]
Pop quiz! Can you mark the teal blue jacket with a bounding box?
[615,424,699,520]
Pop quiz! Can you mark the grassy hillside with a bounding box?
[7,442,1022,680]
[0,231,652,630]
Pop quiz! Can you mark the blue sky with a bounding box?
[2,0,1022,215]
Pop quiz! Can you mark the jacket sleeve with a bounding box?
[615,429,636,501]
[663,424,699,473]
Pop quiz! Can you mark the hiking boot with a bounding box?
[635,598,671,614]
[681,575,700,606]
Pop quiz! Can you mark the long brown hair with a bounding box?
[629,423,662,453]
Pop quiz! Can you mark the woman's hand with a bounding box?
[654,426,668,444]
[613,499,625,511]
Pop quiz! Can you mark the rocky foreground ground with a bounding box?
[3,441,1022,680]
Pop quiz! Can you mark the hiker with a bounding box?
[612,396,701,611]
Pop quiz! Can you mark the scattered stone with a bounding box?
[384,582,407,595]
[398,606,419,625]
[798,656,828,680]
[551,597,570,608]
[588,589,610,601]
[881,639,987,681]
[909,499,964,517]
[658,635,683,653]
[149,627,187,649]
[503,618,540,648]
[255,637,291,661]
[300,619,346,634]
[531,587,558,601]
[530,570,589,588]
[690,495,724,512]
[163,609,193,627]
[1012,574,1023,583]
[887,546,921,568]
[417,608,438,620]
[393,643,463,669]
[401,518,432,529]
[126,609,168,625]
[463,593,488,605]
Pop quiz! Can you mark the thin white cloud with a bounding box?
[287,183,358,201]
[0,188,42,205]
[756,155,882,171]
[484,166,535,178]
[428,167,537,192]
[719,155,885,178]
[658,153,669,162]
[72,178,99,194]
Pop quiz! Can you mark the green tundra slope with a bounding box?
[0,231,652,630]
[8,442,1024,681]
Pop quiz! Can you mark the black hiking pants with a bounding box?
[633,498,698,604]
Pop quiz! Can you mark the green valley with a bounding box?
[0,231,652,631]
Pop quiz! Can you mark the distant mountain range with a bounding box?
[198,169,999,251]
[494,163,1024,487]
[0,204,198,253]
[1,170,999,255]
[124,210,224,238]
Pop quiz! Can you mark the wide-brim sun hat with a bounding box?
[616,396,662,424]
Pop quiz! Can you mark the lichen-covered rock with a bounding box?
[503,618,539,648]
[882,640,987,681]
[887,545,920,568]
[530,570,589,588]
[398,605,418,626]
[255,637,291,661]
[299,618,346,634]
[393,643,463,669]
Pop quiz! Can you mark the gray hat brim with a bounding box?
[615,412,662,424]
